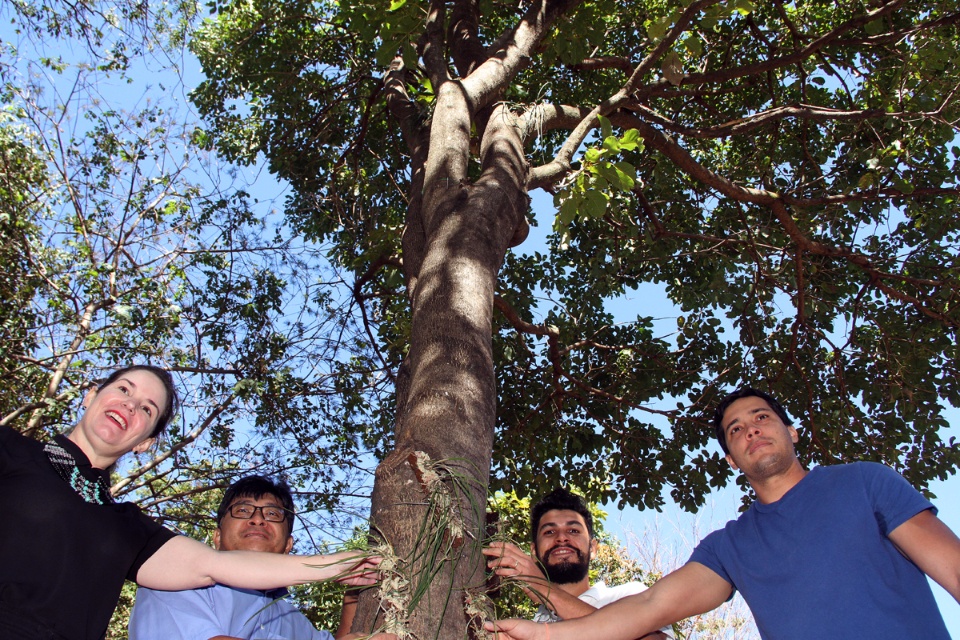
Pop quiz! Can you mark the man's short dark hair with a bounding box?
[216,475,296,536]
[530,488,594,542]
[713,387,793,455]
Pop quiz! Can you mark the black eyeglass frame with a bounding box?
[227,502,292,523]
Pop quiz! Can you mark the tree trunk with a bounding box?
[355,97,529,638]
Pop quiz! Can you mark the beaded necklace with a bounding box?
[43,441,114,505]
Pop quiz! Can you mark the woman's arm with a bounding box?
[135,535,379,591]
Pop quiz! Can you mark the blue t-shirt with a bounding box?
[130,583,334,639]
[689,462,950,640]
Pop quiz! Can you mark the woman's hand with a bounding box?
[327,551,383,587]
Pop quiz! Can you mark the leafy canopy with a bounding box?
[189,0,960,513]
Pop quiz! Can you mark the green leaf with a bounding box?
[557,194,581,227]
[645,16,671,42]
[375,41,398,67]
[598,114,613,141]
[583,189,609,218]
[614,161,637,189]
[602,136,622,153]
[890,175,915,194]
[662,51,684,86]
[684,35,703,57]
[619,129,643,152]
[584,147,603,163]
[864,19,884,35]
[113,304,133,320]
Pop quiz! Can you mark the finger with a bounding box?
[481,543,508,555]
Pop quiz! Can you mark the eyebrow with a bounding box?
[538,519,583,532]
[234,499,284,507]
[116,377,161,412]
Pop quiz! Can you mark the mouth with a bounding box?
[105,410,128,430]
[747,440,771,455]
[243,531,269,539]
[547,546,580,561]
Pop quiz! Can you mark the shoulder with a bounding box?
[0,425,46,469]
[822,461,921,496]
[0,425,34,449]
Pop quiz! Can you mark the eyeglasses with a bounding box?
[228,503,291,523]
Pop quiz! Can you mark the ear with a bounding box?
[788,426,799,444]
[283,536,294,554]
[132,437,156,454]
[725,453,740,471]
[82,388,97,408]
[213,528,222,550]
[589,537,599,555]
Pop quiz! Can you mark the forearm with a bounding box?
[206,549,359,589]
[533,587,598,620]
[493,595,664,640]
[488,563,731,640]
[546,592,668,640]
[137,536,364,591]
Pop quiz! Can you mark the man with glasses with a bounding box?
[130,475,375,639]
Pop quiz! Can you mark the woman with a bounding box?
[0,365,378,640]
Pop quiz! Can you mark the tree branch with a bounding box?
[110,393,237,496]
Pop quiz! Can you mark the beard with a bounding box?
[538,546,590,584]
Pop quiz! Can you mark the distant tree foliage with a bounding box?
[0,0,381,538]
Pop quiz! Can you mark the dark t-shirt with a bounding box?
[689,462,949,639]
[0,426,175,640]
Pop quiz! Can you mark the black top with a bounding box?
[0,426,176,640]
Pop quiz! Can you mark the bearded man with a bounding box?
[484,488,670,638]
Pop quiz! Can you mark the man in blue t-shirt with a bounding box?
[486,388,960,640]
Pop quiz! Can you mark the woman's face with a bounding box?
[71,369,168,467]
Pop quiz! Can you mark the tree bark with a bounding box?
[355,78,528,637]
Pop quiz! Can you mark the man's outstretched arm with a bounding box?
[485,562,733,640]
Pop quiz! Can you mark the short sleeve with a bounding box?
[688,529,733,586]
[858,462,936,536]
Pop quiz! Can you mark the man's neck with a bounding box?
[751,460,808,504]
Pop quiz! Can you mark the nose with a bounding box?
[248,507,266,525]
